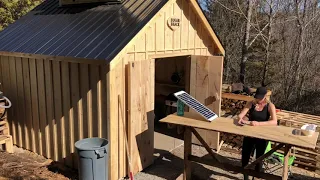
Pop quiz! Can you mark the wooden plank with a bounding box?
[127,59,155,174]
[109,67,119,180]
[52,61,63,161]
[193,56,208,146]
[164,1,173,51]
[181,0,189,50]
[187,0,225,55]
[155,12,165,52]
[36,59,48,157]
[222,93,254,102]
[8,57,17,146]
[61,62,72,167]
[184,127,192,180]
[79,64,89,139]
[44,60,55,160]
[160,112,319,149]
[118,59,126,178]
[90,64,99,138]
[206,56,223,149]
[188,56,201,145]
[29,58,40,154]
[128,61,141,174]
[15,57,25,148]
[100,65,108,139]
[70,63,80,168]
[0,51,106,65]
[283,145,291,180]
[173,0,181,50]
[146,22,155,52]
[22,58,33,151]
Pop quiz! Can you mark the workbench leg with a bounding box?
[282,145,291,180]
[184,127,192,180]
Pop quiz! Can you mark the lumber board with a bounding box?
[117,60,125,177]
[15,57,25,148]
[207,56,223,148]
[181,0,189,50]
[160,112,319,149]
[189,55,223,149]
[29,58,40,154]
[127,59,155,175]
[173,0,181,50]
[36,59,47,157]
[44,60,55,159]
[80,64,89,139]
[164,1,173,51]
[187,0,224,55]
[222,93,254,102]
[70,63,80,168]
[22,58,33,151]
[52,61,63,161]
[8,57,17,146]
[90,64,99,138]
[61,62,72,167]
[109,66,119,180]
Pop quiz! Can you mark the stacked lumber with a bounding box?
[276,110,320,172]
[221,98,247,115]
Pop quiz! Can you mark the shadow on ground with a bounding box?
[138,148,241,180]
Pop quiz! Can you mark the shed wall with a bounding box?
[124,0,216,62]
[0,56,108,168]
[108,0,221,179]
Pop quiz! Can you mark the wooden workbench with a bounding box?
[160,112,319,180]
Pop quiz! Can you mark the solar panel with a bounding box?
[174,91,218,121]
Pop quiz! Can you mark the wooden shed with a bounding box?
[0,0,225,179]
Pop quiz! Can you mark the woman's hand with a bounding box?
[250,121,260,126]
[238,118,249,125]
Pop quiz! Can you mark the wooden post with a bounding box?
[184,127,192,180]
[282,145,291,180]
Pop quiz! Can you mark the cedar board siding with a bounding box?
[0,56,108,168]
[108,0,222,179]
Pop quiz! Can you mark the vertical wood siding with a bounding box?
[124,0,216,61]
[0,56,108,168]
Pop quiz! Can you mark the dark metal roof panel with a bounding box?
[0,0,168,62]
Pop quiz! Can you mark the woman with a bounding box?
[238,87,277,180]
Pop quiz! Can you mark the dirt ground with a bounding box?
[0,145,319,180]
[134,144,320,180]
[0,147,77,180]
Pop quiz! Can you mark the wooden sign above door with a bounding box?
[167,16,181,31]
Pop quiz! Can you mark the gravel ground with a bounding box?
[134,144,320,180]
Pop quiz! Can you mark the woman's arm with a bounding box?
[238,101,252,124]
[258,103,277,126]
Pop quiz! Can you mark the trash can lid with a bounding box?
[75,137,108,151]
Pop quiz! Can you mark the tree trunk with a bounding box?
[240,0,253,84]
[261,1,273,87]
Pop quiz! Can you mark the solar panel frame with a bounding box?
[174,91,218,121]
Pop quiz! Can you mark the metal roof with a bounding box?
[0,0,167,62]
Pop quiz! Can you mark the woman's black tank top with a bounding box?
[248,102,270,122]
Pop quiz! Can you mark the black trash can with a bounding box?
[75,137,109,180]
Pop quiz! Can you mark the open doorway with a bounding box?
[153,55,190,152]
